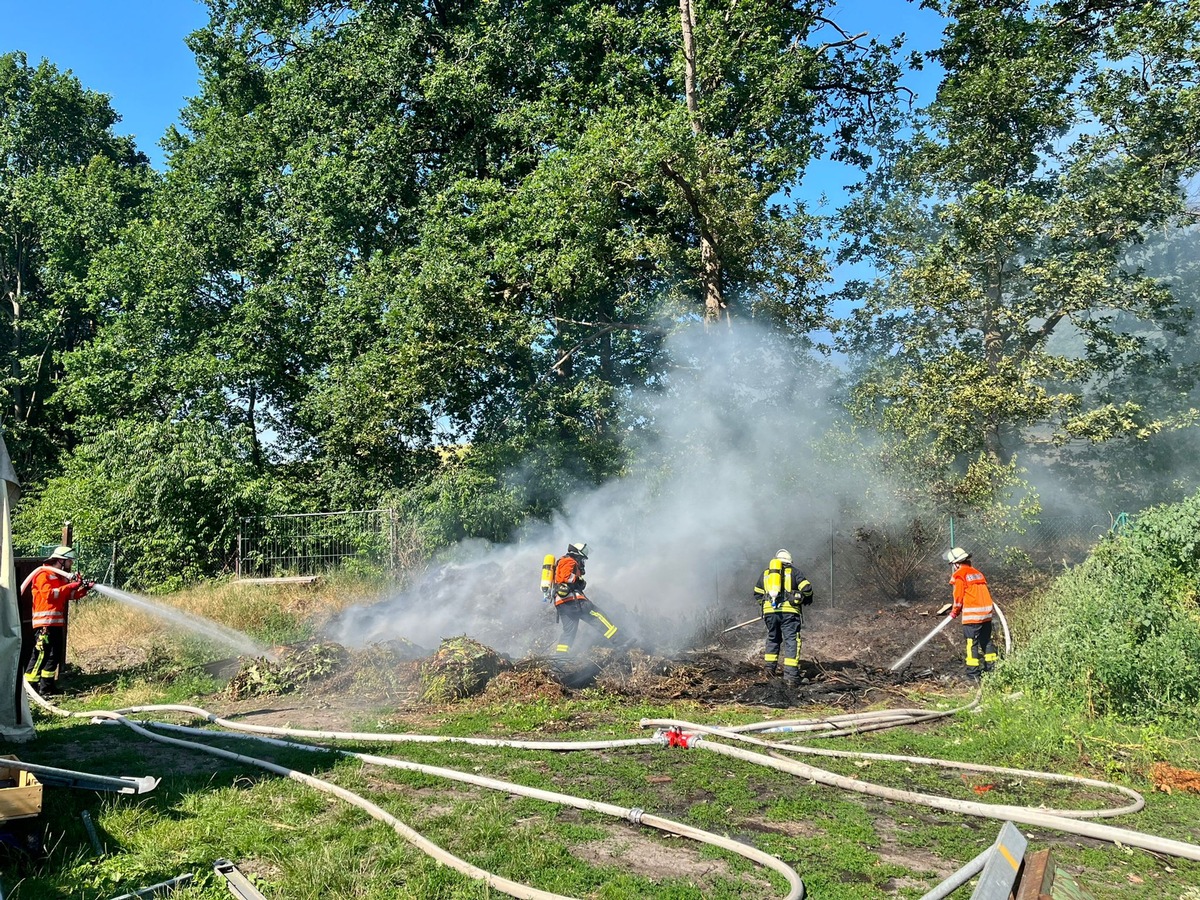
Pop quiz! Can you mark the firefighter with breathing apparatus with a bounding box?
[545,542,623,657]
[753,549,813,684]
[21,544,93,695]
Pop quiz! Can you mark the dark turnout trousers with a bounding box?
[963,621,998,675]
[555,599,620,655]
[764,611,803,681]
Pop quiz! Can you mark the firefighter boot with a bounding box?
[37,678,59,696]
[762,665,778,679]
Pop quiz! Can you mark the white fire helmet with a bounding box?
[775,549,792,564]
[944,547,971,565]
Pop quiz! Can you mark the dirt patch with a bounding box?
[873,816,958,879]
[573,830,771,893]
[740,815,825,839]
[60,599,979,735]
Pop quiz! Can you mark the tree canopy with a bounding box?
[5,1,1200,587]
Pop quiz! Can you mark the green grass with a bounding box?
[6,677,1200,899]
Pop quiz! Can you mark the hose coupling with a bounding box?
[654,726,701,749]
[627,807,644,825]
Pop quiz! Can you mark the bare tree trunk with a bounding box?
[680,0,700,135]
[247,383,263,470]
[700,232,725,322]
[7,292,22,424]
[676,1,727,323]
[983,259,1009,465]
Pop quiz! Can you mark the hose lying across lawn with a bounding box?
[25,658,1200,900]
[25,688,804,900]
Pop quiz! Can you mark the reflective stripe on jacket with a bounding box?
[28,567,83,628]
[754,565,812,615]
[950,565,993,625]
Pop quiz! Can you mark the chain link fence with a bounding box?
[52,507,1130,592]
[236,509,400,579]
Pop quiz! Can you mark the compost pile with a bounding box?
[217,599,963,716]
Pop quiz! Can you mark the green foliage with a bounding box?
[390,452,540,554]
[419,635,507,703]
[12,417,268,590]
[226,642,348,699]
[31,0,904,580]
[0,51,153,481]
[1000,490,1200,721]
[838,1,1200,515]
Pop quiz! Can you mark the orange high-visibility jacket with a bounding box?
[553,555,587,606]
[950,564,993,625]
[26,567,88,628]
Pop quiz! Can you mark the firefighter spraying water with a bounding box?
[20,545,93,695]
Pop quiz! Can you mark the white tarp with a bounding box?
[0,426,34,741]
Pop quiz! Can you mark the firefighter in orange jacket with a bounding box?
[551,542,621,656]
[753,549,814,684]
[945,547,997,678]
[22,545,92,695]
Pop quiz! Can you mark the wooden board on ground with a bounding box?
[0,756,43,822]
[1015,850,1099,900]
[234,576,321,585]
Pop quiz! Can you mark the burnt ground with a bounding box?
[171,600,973,731]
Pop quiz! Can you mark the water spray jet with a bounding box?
[90,584,276,661]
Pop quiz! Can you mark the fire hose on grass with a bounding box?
[638,721,1200,863]
[27,681,1200,882]
[25,687,806,900]
[22,589,1198,896]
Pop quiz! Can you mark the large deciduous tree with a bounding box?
[70,0,901,526]
[839,0,1200,519]
[0,52,152,480]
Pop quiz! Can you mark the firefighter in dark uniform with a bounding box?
[753,549,813,684]
[552,543,622,656]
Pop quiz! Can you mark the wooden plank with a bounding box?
[1047,865,1099,900]
[234,576,321,585]
[1015,850,1054,900]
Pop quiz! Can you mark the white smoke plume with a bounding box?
[326,321,869,657]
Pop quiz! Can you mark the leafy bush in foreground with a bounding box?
[1000,491,1200,722]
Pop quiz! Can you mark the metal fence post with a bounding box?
[829,520,835,609]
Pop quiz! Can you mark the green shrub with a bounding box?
[999,491,1200,722]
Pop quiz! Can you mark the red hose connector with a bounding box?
[656,727,701,749]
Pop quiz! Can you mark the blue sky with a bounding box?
[2,0,946,173]
[1,0,209,169]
